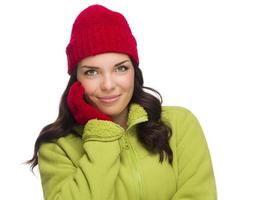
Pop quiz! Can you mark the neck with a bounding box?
[111,108,129,130]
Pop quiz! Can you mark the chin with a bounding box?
[100,107,123,117]
[91,96,131,117]
[97,101,129,117]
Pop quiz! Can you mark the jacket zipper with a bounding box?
[128,142,143,200]
[125,117,147,200]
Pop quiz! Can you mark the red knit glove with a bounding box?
[67,81,112,125]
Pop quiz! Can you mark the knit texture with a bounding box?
[67,81,111,125]
[83,119,124,142]
[66,4,139,74]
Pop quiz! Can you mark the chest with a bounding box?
[69,132,178,200]
[117,133,177,200]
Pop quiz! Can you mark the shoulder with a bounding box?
[161,105,204,142]
[161,105,197,125]
[162,105,192,116]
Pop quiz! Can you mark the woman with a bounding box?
[28,4,217,200]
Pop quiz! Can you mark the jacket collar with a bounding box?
[73,103,148,135]
[126,103,148,131]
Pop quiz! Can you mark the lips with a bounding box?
[98,95,121,103]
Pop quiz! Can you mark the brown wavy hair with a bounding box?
[27,62,173,170]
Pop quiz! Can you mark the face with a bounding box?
[77,52,135,118]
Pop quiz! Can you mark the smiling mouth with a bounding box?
[98,95,121,103]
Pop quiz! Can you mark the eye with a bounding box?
[84,69,98,76]
[115,65,129,72]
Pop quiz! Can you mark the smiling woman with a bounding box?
[27,4,217,200]
[77,53,135,128]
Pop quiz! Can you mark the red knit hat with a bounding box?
[66,4,139,74]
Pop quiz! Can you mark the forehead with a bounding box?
[78,52,131,68]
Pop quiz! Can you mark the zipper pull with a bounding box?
[119,134,129,150]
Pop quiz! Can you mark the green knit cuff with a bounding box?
[83,119,125,142]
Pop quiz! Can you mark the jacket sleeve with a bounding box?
[38,119,124,200]
[171,109,217,200]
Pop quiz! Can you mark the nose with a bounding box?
[101,73,116,91]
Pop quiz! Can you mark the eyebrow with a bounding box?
[80,60,130,69]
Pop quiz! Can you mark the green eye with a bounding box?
[84,69,98,76]
[116,65,128,72]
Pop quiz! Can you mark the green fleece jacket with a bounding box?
[38,104,217,200]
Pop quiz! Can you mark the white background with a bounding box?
[0,0,260,199]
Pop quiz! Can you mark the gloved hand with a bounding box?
[67,81,112,125]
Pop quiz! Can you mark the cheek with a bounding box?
[79,79,98,97]
[119,73,134,92]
